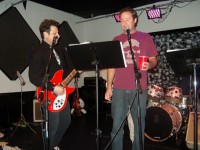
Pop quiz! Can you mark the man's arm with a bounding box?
[148,57,157,70]
[105,68,115,101]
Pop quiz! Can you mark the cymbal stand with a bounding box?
[12,78,37,137]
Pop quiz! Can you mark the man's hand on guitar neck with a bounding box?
[53,84,65,95]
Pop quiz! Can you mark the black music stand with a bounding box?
[67,41,126,150]
[165,48,200,150]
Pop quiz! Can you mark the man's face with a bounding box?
[44,25,60,46]
[120,11,137,32]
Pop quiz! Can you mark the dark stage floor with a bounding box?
[0,109,192,150]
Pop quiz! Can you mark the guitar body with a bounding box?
[36,70,75,112]
[72,97,82,116]
[71,77,86,116]
[72,98,81,109]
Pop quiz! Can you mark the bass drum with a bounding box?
[145,103,182,142]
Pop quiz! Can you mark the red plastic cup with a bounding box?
[139,56,148,70]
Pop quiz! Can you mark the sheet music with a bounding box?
[120,42,127,67]
[69,42,90,46]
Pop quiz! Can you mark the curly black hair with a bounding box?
[39,19,60,39]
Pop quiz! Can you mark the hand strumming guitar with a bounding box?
[53,84,65,95]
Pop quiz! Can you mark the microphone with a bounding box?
[54,36,59,40]
[16,71,26,86]
[52,36,59,46]
[126,27,131,40]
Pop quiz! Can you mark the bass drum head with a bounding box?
[145,106,173,142]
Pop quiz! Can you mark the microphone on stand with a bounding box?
[52,36,59,46]
[54,36,59,40]
[16,71,26,86]
[126,27,131,40]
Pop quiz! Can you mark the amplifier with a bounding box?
[84,77,106,86]
[33,99,43,122]
[186,112,200,149]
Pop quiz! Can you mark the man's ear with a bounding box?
[43,32,48,39]
[134,18,138,24]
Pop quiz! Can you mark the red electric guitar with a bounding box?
[36,69,77,112]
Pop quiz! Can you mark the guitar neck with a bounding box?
[75,78,79,98]
[61,69,77,86]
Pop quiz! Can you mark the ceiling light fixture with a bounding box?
[146,5,162,19]
[113,14,120,22]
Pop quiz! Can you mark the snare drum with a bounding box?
[145,103,182,142]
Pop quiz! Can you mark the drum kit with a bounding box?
[145,85,192,143]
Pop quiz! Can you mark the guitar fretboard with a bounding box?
[62,69,77,86]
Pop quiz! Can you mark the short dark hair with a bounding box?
[119,7,138,26]
[39,19,60,39]
[119,7,138,19]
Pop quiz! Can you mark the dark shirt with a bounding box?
[29,41,74,90]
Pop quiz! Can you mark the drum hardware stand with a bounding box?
[12,71,37,137]
[175,126,186,146]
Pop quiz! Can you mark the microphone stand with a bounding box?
[11,76,37,137]
[40,37,57,150]
[126,29,143,150]
[193,63,198,150]
[187,61,200,150]
[42,74,50,150]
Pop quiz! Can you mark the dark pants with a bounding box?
[42,101,71,150]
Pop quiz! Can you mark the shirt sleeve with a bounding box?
[29,47,54,90]
[147,34,158,57]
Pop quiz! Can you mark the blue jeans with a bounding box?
[111,88,147,150]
